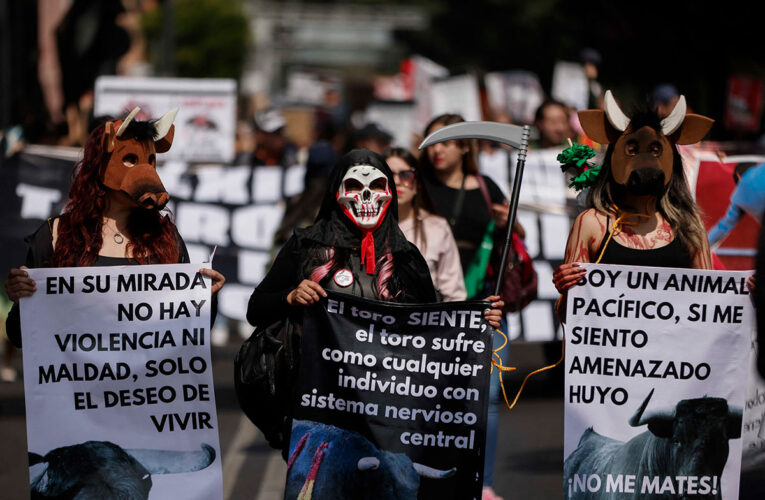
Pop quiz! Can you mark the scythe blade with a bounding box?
[418,121,528,151]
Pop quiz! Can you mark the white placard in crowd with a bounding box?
[484,70,545,124]
[429,73,482,122]
[365,101,417,149]
[564,264,752,499]
[551,61,589,111]
[94,76,237,163]
[20,264,223,500]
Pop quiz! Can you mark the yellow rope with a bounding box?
[495,205,652,411]
[595,207,651,264]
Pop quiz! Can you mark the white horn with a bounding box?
[116,107,141,137]
[604,90,630,132]
[412,462,457,479]
[661,95,687,136]
[357,457,380,471]
[154,107,179,140]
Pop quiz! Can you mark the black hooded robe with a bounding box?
[246,149,436,329]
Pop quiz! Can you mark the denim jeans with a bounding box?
[483,316,509,486]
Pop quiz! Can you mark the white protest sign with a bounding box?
[94,76,237,163]
[551,61,589,111]
[20,263,222,500]
[564,264,752,499]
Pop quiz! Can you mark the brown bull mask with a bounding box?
[578,91,713,195]
[101,107,178,210]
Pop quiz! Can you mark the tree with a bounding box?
[143,0,249,80]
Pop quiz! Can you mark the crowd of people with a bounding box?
[3,82,764,499]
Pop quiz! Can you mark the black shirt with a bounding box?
[422,173,506,272]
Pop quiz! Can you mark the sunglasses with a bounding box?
[394,170,416,187]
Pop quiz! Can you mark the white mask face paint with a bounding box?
[337,165,392,229]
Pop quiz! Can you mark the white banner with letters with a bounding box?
[563,264,753,499]
[20,263,222,500]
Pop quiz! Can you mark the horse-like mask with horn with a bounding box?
[101,107,178,210]
[578,90,713,196]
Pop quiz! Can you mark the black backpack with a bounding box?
[233,318,300,452]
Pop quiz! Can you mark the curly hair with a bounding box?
[50,123,180,267]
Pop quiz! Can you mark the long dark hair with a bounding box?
[419,114,479,176]
[385,147,437,252]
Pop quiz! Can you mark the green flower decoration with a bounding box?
[558,143,602,192]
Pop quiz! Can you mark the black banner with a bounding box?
[286,291,493,500]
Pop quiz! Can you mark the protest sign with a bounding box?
[285,291,493,500]
[94,76,237,163]
[564,264,753,499]
[743,350,765,473]
[20,263,222,499]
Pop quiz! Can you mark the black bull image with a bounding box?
[286,420,456,499]
[563,389,742,499]
[28,440,215,499]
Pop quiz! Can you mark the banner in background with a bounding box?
[285,291,492,499]
[693,155,765,270]
[94,76,237,164]
[563,264,752,499]
[20,263,222,499]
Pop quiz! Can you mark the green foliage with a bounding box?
[143,0,249,79]
[558,143,602,192]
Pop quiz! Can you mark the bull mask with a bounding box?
[578,90,713,195]
[337,164,392,230]
[101,107,178,210]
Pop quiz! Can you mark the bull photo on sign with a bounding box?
[28,440,216,499]
[563,389,743,499]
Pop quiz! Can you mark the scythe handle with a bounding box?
[493,125,530,297]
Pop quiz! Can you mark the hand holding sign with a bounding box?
[5,266,36,303]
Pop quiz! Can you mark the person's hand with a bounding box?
[483,295,504,329]
[747,274,756,294]
[491,202,510,229]
[553,263,586,294]
[200,268,226,296]
[287,279,327,306]
[5,266,36,303]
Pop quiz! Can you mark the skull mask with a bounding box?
[337,165,392,230]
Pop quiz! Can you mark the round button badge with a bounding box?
[333,269,354,287]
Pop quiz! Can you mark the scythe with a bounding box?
[419,122,531,297]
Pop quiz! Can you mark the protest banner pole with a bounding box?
[419,122,531,295]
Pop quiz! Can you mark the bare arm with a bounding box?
[555,210,606,320]
[691,237,713,270]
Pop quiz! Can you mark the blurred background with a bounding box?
[1,1,764,498]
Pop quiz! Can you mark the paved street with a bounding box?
[0,339,565,499]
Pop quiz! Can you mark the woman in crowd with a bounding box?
[552,100,714,302]
[4,109,225,347]
[419,113,512,500]
[384,147,467,302]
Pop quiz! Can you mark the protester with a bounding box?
[347,122,393,155]
[553,92,714,307]
[708,162,765,248]
[419,113,512,500]
[651,83,682,119]
[4,108,225,347]
[384,147,467,301]
[533,99,574,149]
[247,148,503,329]
[241,106,298,168]
[245,149,504,451]
[580,47,604,110]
